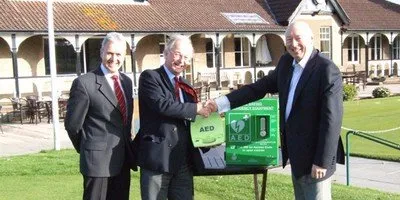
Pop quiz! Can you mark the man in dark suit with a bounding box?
[135,35,210,200]
[65,32,135,200]
[208,21,345,199]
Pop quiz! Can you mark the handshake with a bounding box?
[196,99,218,118]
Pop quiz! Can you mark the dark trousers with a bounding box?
[140,164,194,200]
[83,164,131,200]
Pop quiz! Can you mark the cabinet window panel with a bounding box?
[347,36,359,62]
[234,37,250,67]
[319,27,331,59]
[206,39,214,68]
[393,37,400,59]
[44,38,77,75]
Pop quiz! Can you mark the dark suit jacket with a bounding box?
[65,67,135,177]
[226,50,345,180]
[135,66,204,173]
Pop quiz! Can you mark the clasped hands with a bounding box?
[196,99,218,118]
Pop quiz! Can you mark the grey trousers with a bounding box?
[140,164,194,200]
[291,174,332,200]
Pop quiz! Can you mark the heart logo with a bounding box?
[230,120,245,133]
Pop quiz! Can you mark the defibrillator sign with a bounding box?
[225,98,279,166]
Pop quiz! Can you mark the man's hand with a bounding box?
[205,99,218,112]
[311,164,327,179]
[196,102,211,118]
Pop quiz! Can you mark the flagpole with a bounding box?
[47,0,60,150]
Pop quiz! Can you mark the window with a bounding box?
[347,35,359,62]
[393,37,400,59]
[44,38,77,75]
[205,39,214,68]
[234,37,249,67]
[370,35,382,60]
[320,27,331,59]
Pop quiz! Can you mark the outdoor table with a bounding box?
[194,145,281,200]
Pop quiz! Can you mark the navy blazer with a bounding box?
[135,66,204,173]
[226,50,345,180]
[65,67,136,177]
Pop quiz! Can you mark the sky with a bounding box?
[387,0,400,4]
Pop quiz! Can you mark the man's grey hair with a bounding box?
[163,35,194,58]
[100,32,127,56]
[285,21,314,40]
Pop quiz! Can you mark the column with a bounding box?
[215,33,221,90]
[11,34,20,97]
[131,34,137,87]
[75,35,82,76]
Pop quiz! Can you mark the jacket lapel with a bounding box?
[94,67,118,108]
[280,58,294,119]
[157,66,176,97]
[291,49,318,106]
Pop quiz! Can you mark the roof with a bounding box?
[265,0,302,25]
[0,0,283,33]
[338,0,400,30]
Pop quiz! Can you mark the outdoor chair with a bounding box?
[202,85,211,101]
[25,96,48,124]
[10,97,28,124]
[194,86,202,102]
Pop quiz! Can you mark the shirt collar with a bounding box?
[100,64,118,79]
[163,65,181,81]
[292,47,313,69]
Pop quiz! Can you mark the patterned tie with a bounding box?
[174,76,198,103]
[112,75,127,125]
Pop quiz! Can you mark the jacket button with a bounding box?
[173,127,177,131]
[168,144,172,147]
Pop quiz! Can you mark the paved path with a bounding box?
[0,122,399,194]
[269,157,400,194]
[357,83,400,98]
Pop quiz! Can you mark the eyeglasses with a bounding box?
[171,51,192,62]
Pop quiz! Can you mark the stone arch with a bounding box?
[377,64,382,76]
[244,71,253,84]
[369,64,376,77]
[136,34,167,72]
[257,70,265,80]
[384,63,390,76]
[393,62,399,76]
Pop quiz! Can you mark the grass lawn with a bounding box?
[0,150,399,200]
[342,96,400,161]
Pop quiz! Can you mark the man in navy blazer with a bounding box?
[208,21,345,199]
[135,35,211,200]
[65,32,135,200]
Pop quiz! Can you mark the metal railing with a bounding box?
[345,130,400,186]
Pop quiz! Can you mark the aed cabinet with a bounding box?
[225,98,279,166]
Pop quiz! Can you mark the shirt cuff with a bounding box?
[215,95,231,114]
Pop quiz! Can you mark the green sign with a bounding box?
[225,98,279,166]
[191,112,225,147]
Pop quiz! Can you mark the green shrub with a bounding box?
[343,84,357,101]
[372,87,391,98]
